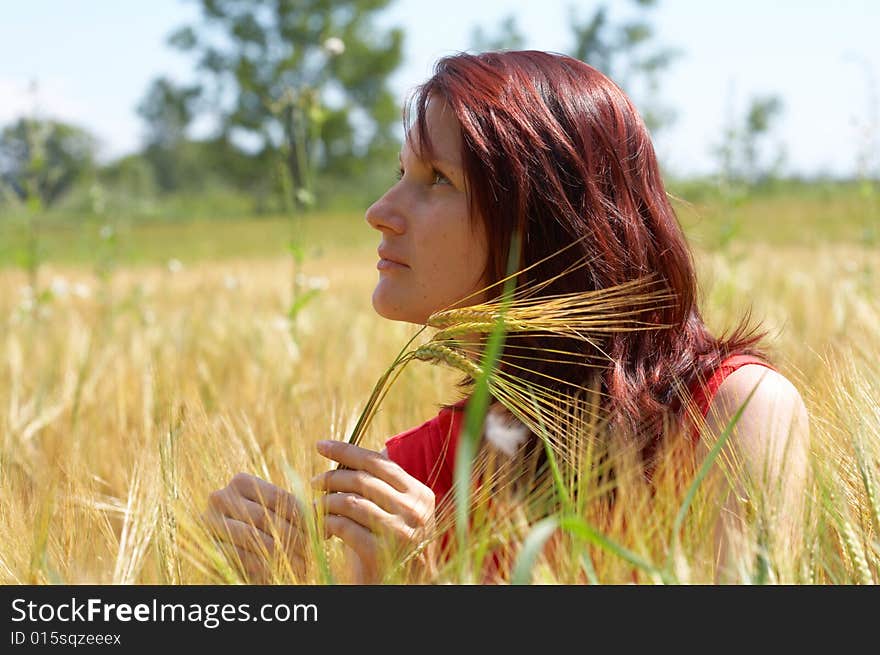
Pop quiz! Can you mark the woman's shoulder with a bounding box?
[710,364,807,422]
[688,354,776,420]
[701,362,810,455]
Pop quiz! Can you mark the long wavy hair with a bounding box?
[408,50,770,459]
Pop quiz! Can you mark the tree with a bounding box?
[137,77,201,149]
[0,117,96,209]
[567,0,680,134]
[470,15,526,52]
[136,77,202,192]
[714,94,785,186]
[164,0,404,206]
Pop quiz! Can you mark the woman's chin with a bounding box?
[372,289,408,322]
[371,290,428,325]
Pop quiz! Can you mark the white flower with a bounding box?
[322,37,345,56]
[271,315,292,332]
[167,259,183,274]
[223,274,240,290]
[296,273,329,291]
[50,277,69,298]
[295,188,315,206]
[72,282,92,299]
[484,408,529,457]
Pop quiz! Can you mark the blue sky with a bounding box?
[1,0,877,177]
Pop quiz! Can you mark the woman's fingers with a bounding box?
[232,545,270,584]
[203,473,314,582]
[312,442,436,582]
[208,487,288,536]
[311,468,422,522]
[316,440,414,493]
[218,537,307,584]
[323,514,379,574]
[207,481,305,553]
[227,472,302,523]
[319,492,409,538]
[203,511,275,557]
[314,442,436,532]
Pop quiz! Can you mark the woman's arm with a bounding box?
[699,365,811,583]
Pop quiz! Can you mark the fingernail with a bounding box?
[316,440,332,453]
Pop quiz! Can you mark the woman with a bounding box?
[204,51,810,583]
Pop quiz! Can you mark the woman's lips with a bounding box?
[377,258,409,271]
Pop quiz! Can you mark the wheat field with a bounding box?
[0,217,878,583]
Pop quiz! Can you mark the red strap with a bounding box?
[687,354,777,440]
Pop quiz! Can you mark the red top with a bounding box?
[385,354,777,507]
[385,398,468,511]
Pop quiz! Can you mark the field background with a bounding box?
[0,182,878,583]
[1,0,878,584]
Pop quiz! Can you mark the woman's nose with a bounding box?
[365,190,405,235]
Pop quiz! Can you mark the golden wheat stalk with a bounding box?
[427,275,675,332]
[409,345,605,467]
[342,258,676,464]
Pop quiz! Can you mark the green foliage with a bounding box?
[669,178,877,249]
[713,94,786,187]
[470,15,526,52]
[567,0,680,134]
[99,154,157,200]
[0,117,97,208]
[136,77,207,194]
[137,77,201,150]
[0,181,874,270]
[510,516,558,585]
[162,0,404,207]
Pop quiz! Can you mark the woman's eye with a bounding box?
[431,170,451,186]
[396,166,450,186]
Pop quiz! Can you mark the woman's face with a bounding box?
[365,97,490,325]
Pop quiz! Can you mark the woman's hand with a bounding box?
[312,440,436,584]
[203,472,307,583]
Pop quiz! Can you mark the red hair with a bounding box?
[408,51,770,457]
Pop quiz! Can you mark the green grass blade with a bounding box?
[664,374,765,575]
[511,515,559,585]
[453,231,521,579]
[527,390,574,515]
[558,514,663,579]
[579,550,600,585]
